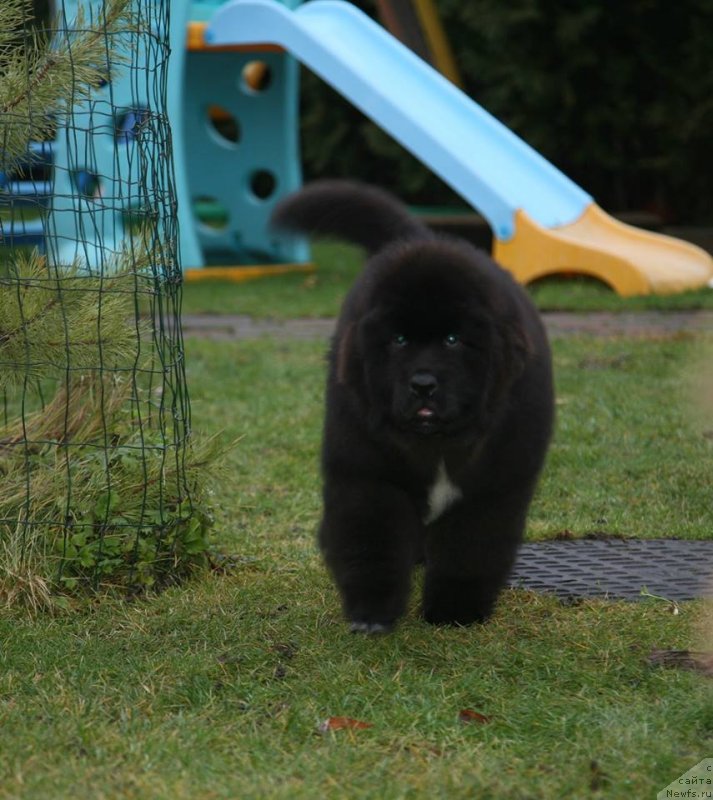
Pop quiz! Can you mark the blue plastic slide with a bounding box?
[207,0,592,241]
[206,0,713,295]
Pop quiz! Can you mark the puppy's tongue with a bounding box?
[417,408,435,419]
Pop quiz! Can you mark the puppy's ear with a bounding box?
[486,318,534,413]
[502,318,535,378]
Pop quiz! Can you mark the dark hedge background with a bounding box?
[299,0,713,224]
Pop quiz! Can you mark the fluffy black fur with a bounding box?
[272,181,554,633]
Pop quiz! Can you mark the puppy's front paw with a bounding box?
[349,620,394,635]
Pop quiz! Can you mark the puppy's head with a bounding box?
[343,239,531,439]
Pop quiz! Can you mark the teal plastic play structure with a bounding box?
[44,0,175,270]
[0,141,52,247]
[177,0,306,269]
[3,0,306,273]
[4,0,710,292]
[43,0,302,272]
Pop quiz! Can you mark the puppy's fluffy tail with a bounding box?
[270,180,431,254]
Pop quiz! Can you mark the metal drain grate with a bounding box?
[509,539,713,601]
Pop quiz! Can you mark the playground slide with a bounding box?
[208,0,713,295]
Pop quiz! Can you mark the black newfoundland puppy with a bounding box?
[272,181,554,633]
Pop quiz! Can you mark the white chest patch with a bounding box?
[424,460,463,525]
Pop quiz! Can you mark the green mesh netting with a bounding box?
[0,0,205,603]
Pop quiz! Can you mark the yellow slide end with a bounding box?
[183,263,315,283]
[493,203,713,297]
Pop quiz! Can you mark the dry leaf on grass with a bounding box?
[317,716,373,733]
[458,708,491,725]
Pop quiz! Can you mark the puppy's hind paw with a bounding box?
[349,621,393,635]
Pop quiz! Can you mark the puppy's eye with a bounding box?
[392,334,408,347]
[444,334,460,347]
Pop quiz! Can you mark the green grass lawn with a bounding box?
[179,241,713,318]
[1,329,711,798]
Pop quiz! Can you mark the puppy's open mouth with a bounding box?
[395,401,446,434]
[411,406,441,432]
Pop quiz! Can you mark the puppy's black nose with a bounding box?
[410,372,438,398]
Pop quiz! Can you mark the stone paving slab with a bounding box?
[181,314,336,340]
[544,310,713,338]
[181,311,713,341]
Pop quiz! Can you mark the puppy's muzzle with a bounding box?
[410,371,438,398]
